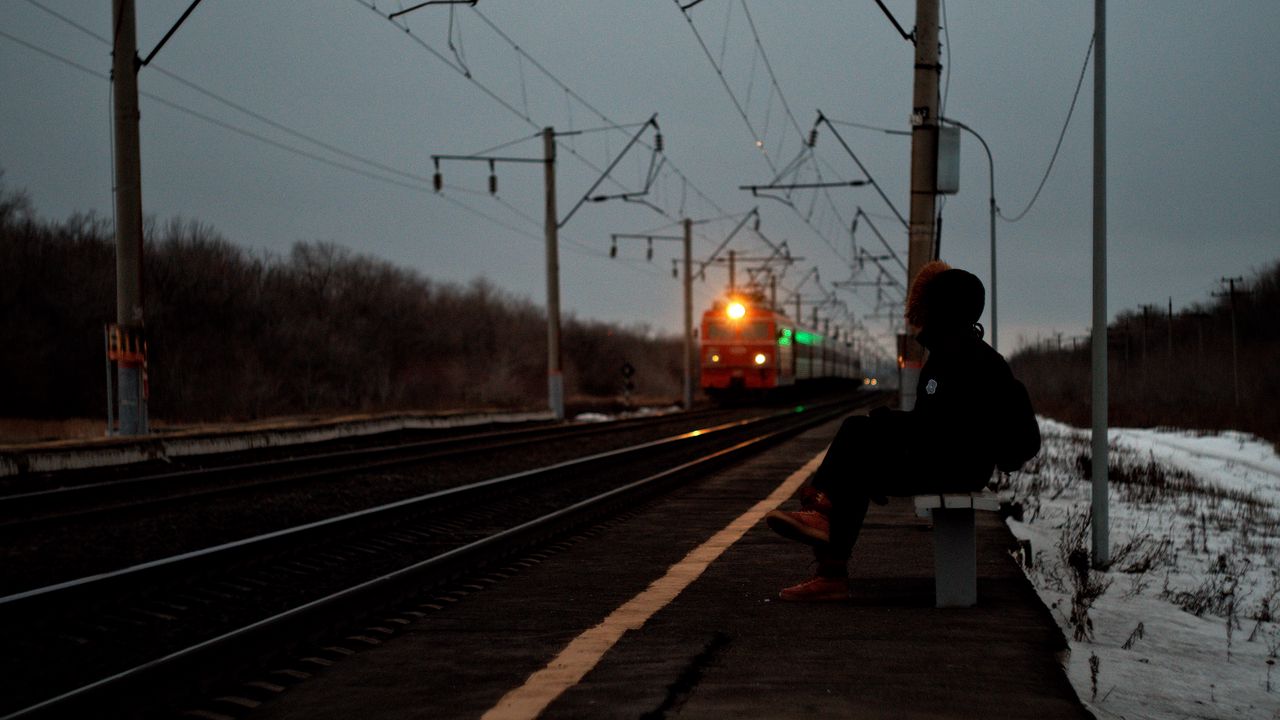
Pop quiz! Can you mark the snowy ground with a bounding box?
[998,418,1280,720]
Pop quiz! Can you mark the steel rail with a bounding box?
[0,406,738,528]
[1,394,876,719]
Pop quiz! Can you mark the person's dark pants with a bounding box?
[807,413,938,575]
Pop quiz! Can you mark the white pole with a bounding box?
[1090,0,1110,567]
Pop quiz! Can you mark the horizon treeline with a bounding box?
[0,183,681,422]
[1010,259,1280,444]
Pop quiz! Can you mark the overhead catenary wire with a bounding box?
[359,0,740,241]
[0,27,615,267]
[676,1,859,280]
[999,34,1095,223]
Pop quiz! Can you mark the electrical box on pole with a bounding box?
[937,126,960,195]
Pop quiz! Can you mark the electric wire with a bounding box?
[23,0,439,188]
[361,0,736,237]
[0,27,609,265]
[466,6,724,222]
[940,0,951,116]
[827,118,908,135]
[999,34,1095,223]
[10,3,711,299]
[677,0,866,289]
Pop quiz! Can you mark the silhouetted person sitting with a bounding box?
[765,260,1040,601]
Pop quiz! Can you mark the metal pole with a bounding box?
[942,118,997,351]
[112,0,147,435]
[988,167,997,353]
[103,325,115,435]
[543,127,564,421]
[1091,0,1109,568]
[1226,277,1240,410]
[903,0,941,410]
[728,249,736,294]
[682,218,694,410]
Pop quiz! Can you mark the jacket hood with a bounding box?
[906,260,985,332]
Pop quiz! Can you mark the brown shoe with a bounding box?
[779,575,850,602]
[765,509,831,547]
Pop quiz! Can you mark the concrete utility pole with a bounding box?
[543,127,564,421]
[902,0,941,410]
[1091,0,1110,568]
[112,0,148,435]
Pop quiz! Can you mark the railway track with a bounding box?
[0,393,880,719]
[0,405,744,532]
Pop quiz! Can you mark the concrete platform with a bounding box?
[245,416,1089,720]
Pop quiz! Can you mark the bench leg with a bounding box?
[931,508,977,608]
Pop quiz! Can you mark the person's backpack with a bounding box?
[995,375,1041,472]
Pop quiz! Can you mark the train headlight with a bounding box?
[727,302,746,320]
[711,354,720,363]
[754,353,767,365]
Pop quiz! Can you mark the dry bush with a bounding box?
[0,179,682,423]
[1011,260,1280,447]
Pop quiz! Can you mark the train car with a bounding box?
[700,296,859,396]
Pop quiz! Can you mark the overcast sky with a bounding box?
[2,1,1277,361]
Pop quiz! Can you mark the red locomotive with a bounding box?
[700,296,859,395]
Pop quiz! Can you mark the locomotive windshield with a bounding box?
[706,320,772,341]
[742,321,772,340]
[705,322,734,341]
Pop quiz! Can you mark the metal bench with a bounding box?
[913,490,1001,608]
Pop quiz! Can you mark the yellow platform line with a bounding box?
[481,449,826,720]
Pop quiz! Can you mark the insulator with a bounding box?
[610,242,617,258]
[808,128,818,147]
[654,133,664,153]
[489,174,497,195]
[646,238,653,261]
[672,262,678,278]
[433,172,442,193]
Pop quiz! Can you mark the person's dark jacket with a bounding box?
[888,326,1041,491]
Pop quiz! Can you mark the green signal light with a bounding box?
[795,331,819,346]
[794,405,806,413]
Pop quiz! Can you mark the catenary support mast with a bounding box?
[112,0,148,434]
[683,218,694,410]
[902,0,941,410]
[543,127,564,421]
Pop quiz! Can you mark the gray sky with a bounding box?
[2,1,1277,362]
